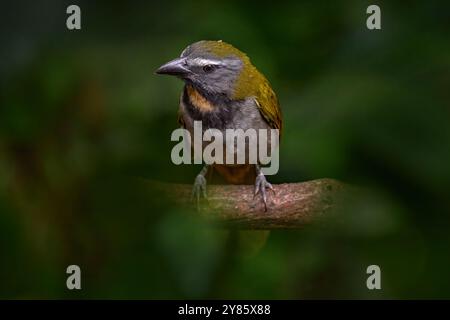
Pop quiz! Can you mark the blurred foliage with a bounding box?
[0,0,450,298]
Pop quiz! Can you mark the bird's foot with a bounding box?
[254,173,275,212]
[191,174,207,209]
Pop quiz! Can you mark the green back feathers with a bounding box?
[234,62,282,134]
[252,80,283,134]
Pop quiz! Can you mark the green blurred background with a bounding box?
[1,0,450,299]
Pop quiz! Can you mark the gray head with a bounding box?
[156,41,247,99]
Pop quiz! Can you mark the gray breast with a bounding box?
[179,92,274,165]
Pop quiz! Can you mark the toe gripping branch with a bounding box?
[191,165,209,207]
[254,165,275,212]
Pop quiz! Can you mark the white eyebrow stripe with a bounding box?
[190,58,223,66]
[180,46,190,57]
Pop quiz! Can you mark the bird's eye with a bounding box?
[203,65,214,73]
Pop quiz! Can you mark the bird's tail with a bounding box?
[235,229,270,258]
[208,165,270,257]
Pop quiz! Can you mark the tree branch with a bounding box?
[151,178,347,229]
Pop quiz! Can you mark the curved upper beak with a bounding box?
[155,57,190,76]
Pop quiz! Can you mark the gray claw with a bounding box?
[191,174,207,209]
[254,174,273,212]
[267,182,276,195]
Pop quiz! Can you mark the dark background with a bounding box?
[1,0,450,298]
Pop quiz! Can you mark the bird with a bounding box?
[156,40,282,210]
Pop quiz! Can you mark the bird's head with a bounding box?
[156,40,266,102]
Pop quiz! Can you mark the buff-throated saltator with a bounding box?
[156,40,282,210]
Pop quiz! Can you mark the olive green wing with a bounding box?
[254,81,283,135]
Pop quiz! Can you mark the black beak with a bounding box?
[155,57,190,76]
